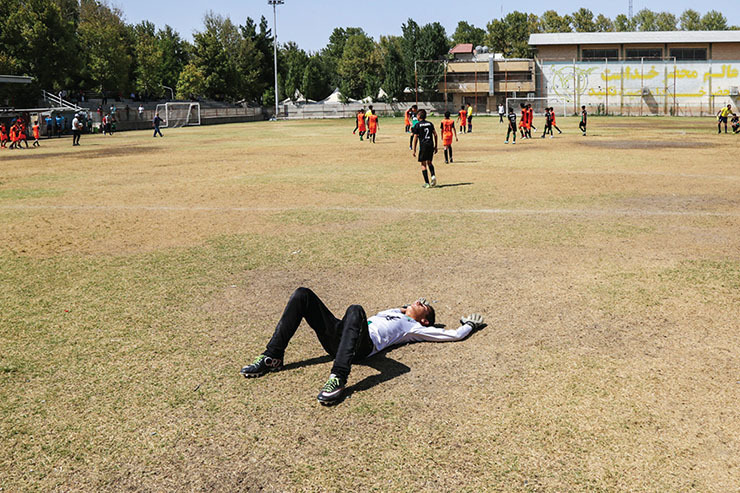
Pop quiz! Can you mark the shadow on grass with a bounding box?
[434,182,472,189]
[282,354,333,371]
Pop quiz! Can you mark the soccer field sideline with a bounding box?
[1,203,738,217]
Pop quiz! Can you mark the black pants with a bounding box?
[264,287,375,380]
[72,130,80,145]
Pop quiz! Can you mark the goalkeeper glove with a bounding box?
[460,313,485,330]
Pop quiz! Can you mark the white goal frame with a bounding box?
[154,102,201,128]
[505,96,570,117]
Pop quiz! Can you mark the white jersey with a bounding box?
[367,308,473,355]
[72,117,80,130]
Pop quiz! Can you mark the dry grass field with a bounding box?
[1,115,739,492]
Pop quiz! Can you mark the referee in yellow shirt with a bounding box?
[466,103,473,133]
[364,105,373,142]
[718,104,734,134]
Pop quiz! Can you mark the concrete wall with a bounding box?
[537,59,740,116]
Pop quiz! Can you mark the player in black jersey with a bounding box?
[504,107,517,144]
[411,109,438,188]
[579,105,587,136]
[541,108,553,138]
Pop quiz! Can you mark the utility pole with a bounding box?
[629,0,633,20]
[268,0,284,119]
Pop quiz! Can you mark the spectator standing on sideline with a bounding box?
[138,104,145,120]
[44,115,53,138]
[71,113,82,146]
[498,103,505,123]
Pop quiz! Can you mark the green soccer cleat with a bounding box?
[317,374,346,405]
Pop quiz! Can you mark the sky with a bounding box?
[119,0,740,52]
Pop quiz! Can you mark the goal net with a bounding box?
[505,96,570,117]
[154,102,201,128]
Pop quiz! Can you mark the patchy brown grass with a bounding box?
[1,116,739,492]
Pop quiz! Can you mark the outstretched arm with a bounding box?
[403,313,485,344]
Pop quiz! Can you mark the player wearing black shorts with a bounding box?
[505,107,517,144]
[412,109,438,188]
[541,108,552,138]
[579,106,587,136]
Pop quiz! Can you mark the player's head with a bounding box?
[582,105,586,110]
[728,104,732,108]
[461,105,465,109]
[412,105,417,110]
[418,109,427,120]
[508,107,513,113]
[368,105,373,110]
[371,110,376,115]
[405,299,435,326]
[444,111,450,118]
[520,103,525,108]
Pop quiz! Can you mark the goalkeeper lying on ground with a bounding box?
[240,287,485,405]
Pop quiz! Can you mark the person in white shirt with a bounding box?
[240,287,484,405]
[498,103,505,123]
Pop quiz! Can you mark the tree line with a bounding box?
[0,1,735,107]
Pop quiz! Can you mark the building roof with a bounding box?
[529,31,740,46]
[449,43,474,54]
[0,75,32,84]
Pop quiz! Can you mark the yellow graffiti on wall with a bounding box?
[704,64,739,82]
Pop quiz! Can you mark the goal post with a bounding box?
[154,102,201,128]
[505,96,570,117]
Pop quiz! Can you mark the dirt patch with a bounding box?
[578,139,704,149]
[79,146,161,159]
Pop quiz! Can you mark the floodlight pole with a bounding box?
[269,0,284,119]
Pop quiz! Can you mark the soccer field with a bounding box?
[1,116,739,491]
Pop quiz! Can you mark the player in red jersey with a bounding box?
[32,120,41,147]
[440,111,458,163]
[367,110,379,143]
[0,123,7,148]
[356,109,367,141]
[457,105,467,133]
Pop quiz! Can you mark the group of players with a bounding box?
[350,102,591,188]
[402,103,588,188]
[0,118,41,149]
[353,105,380,143]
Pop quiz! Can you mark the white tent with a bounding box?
[377,88,388,100]
[320,88,344,103]
[280,89,315,104]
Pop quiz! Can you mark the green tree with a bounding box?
[540,10,572,33]
[451,21,485,47]
[572,8,597,32]
[301,54,330,101]
[157,26,190,92]
[176,62,205,99]
[702,10,728,30]
[655,12,678,31]
[379,35,405,102]
[416,22,450,92]
[0,0,79,91]
[614,14,635,32]
[242,16,274,102]
[322,27,366,89]
[338,33,381,100]
[78,0,132,95]
[280,42,309,100]
[595,14,615,32]
[132,21,163,97]
[485,11,532,58]
[679,9,703,30]
[633,9,658,31]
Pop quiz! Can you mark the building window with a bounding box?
[581,48,619,61]
[669,48,707,60]
[625,48,663,60]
